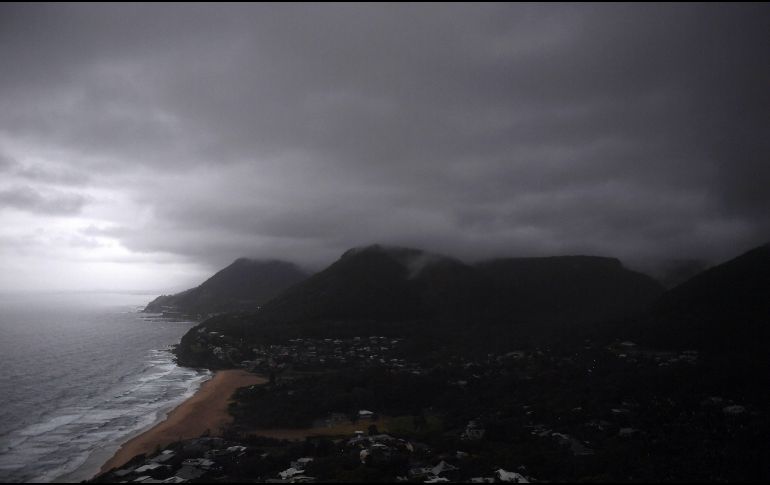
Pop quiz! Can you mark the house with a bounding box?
[496,468,530,483]
[618,427,639,438]
[358,409,375,419]
[135,463,165,474]
[278,467,306,480]
[723,404,746,416]
[150,450,176,464]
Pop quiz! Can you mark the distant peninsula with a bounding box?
[144,258,309,319]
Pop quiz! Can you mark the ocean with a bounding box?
[0,292,210,483]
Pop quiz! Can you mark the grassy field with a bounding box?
[247,414,446,442]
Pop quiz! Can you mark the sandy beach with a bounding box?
[99,369,267,474]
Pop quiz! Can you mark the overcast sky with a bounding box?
[0,3,768,292]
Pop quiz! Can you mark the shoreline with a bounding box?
[97,369,268,477]
[53,392,201,483]
[53,368,212,483]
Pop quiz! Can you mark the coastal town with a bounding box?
[94,432,534,483]
[93,331,763,483]
[184,325,703,376]
[239,336,414,374]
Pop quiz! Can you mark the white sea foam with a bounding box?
[0,297,206,483]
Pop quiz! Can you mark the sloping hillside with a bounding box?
[636,243,770,354]
[144,258,309,317]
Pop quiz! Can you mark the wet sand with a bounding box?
[99,369,267,474]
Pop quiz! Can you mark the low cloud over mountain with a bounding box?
[0,4,768,290]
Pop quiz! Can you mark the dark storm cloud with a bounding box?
[0,152,15,171]
[0,186,87,215]
[14,163,90,186]
[0,3,768,274]
[0,151,90,186]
